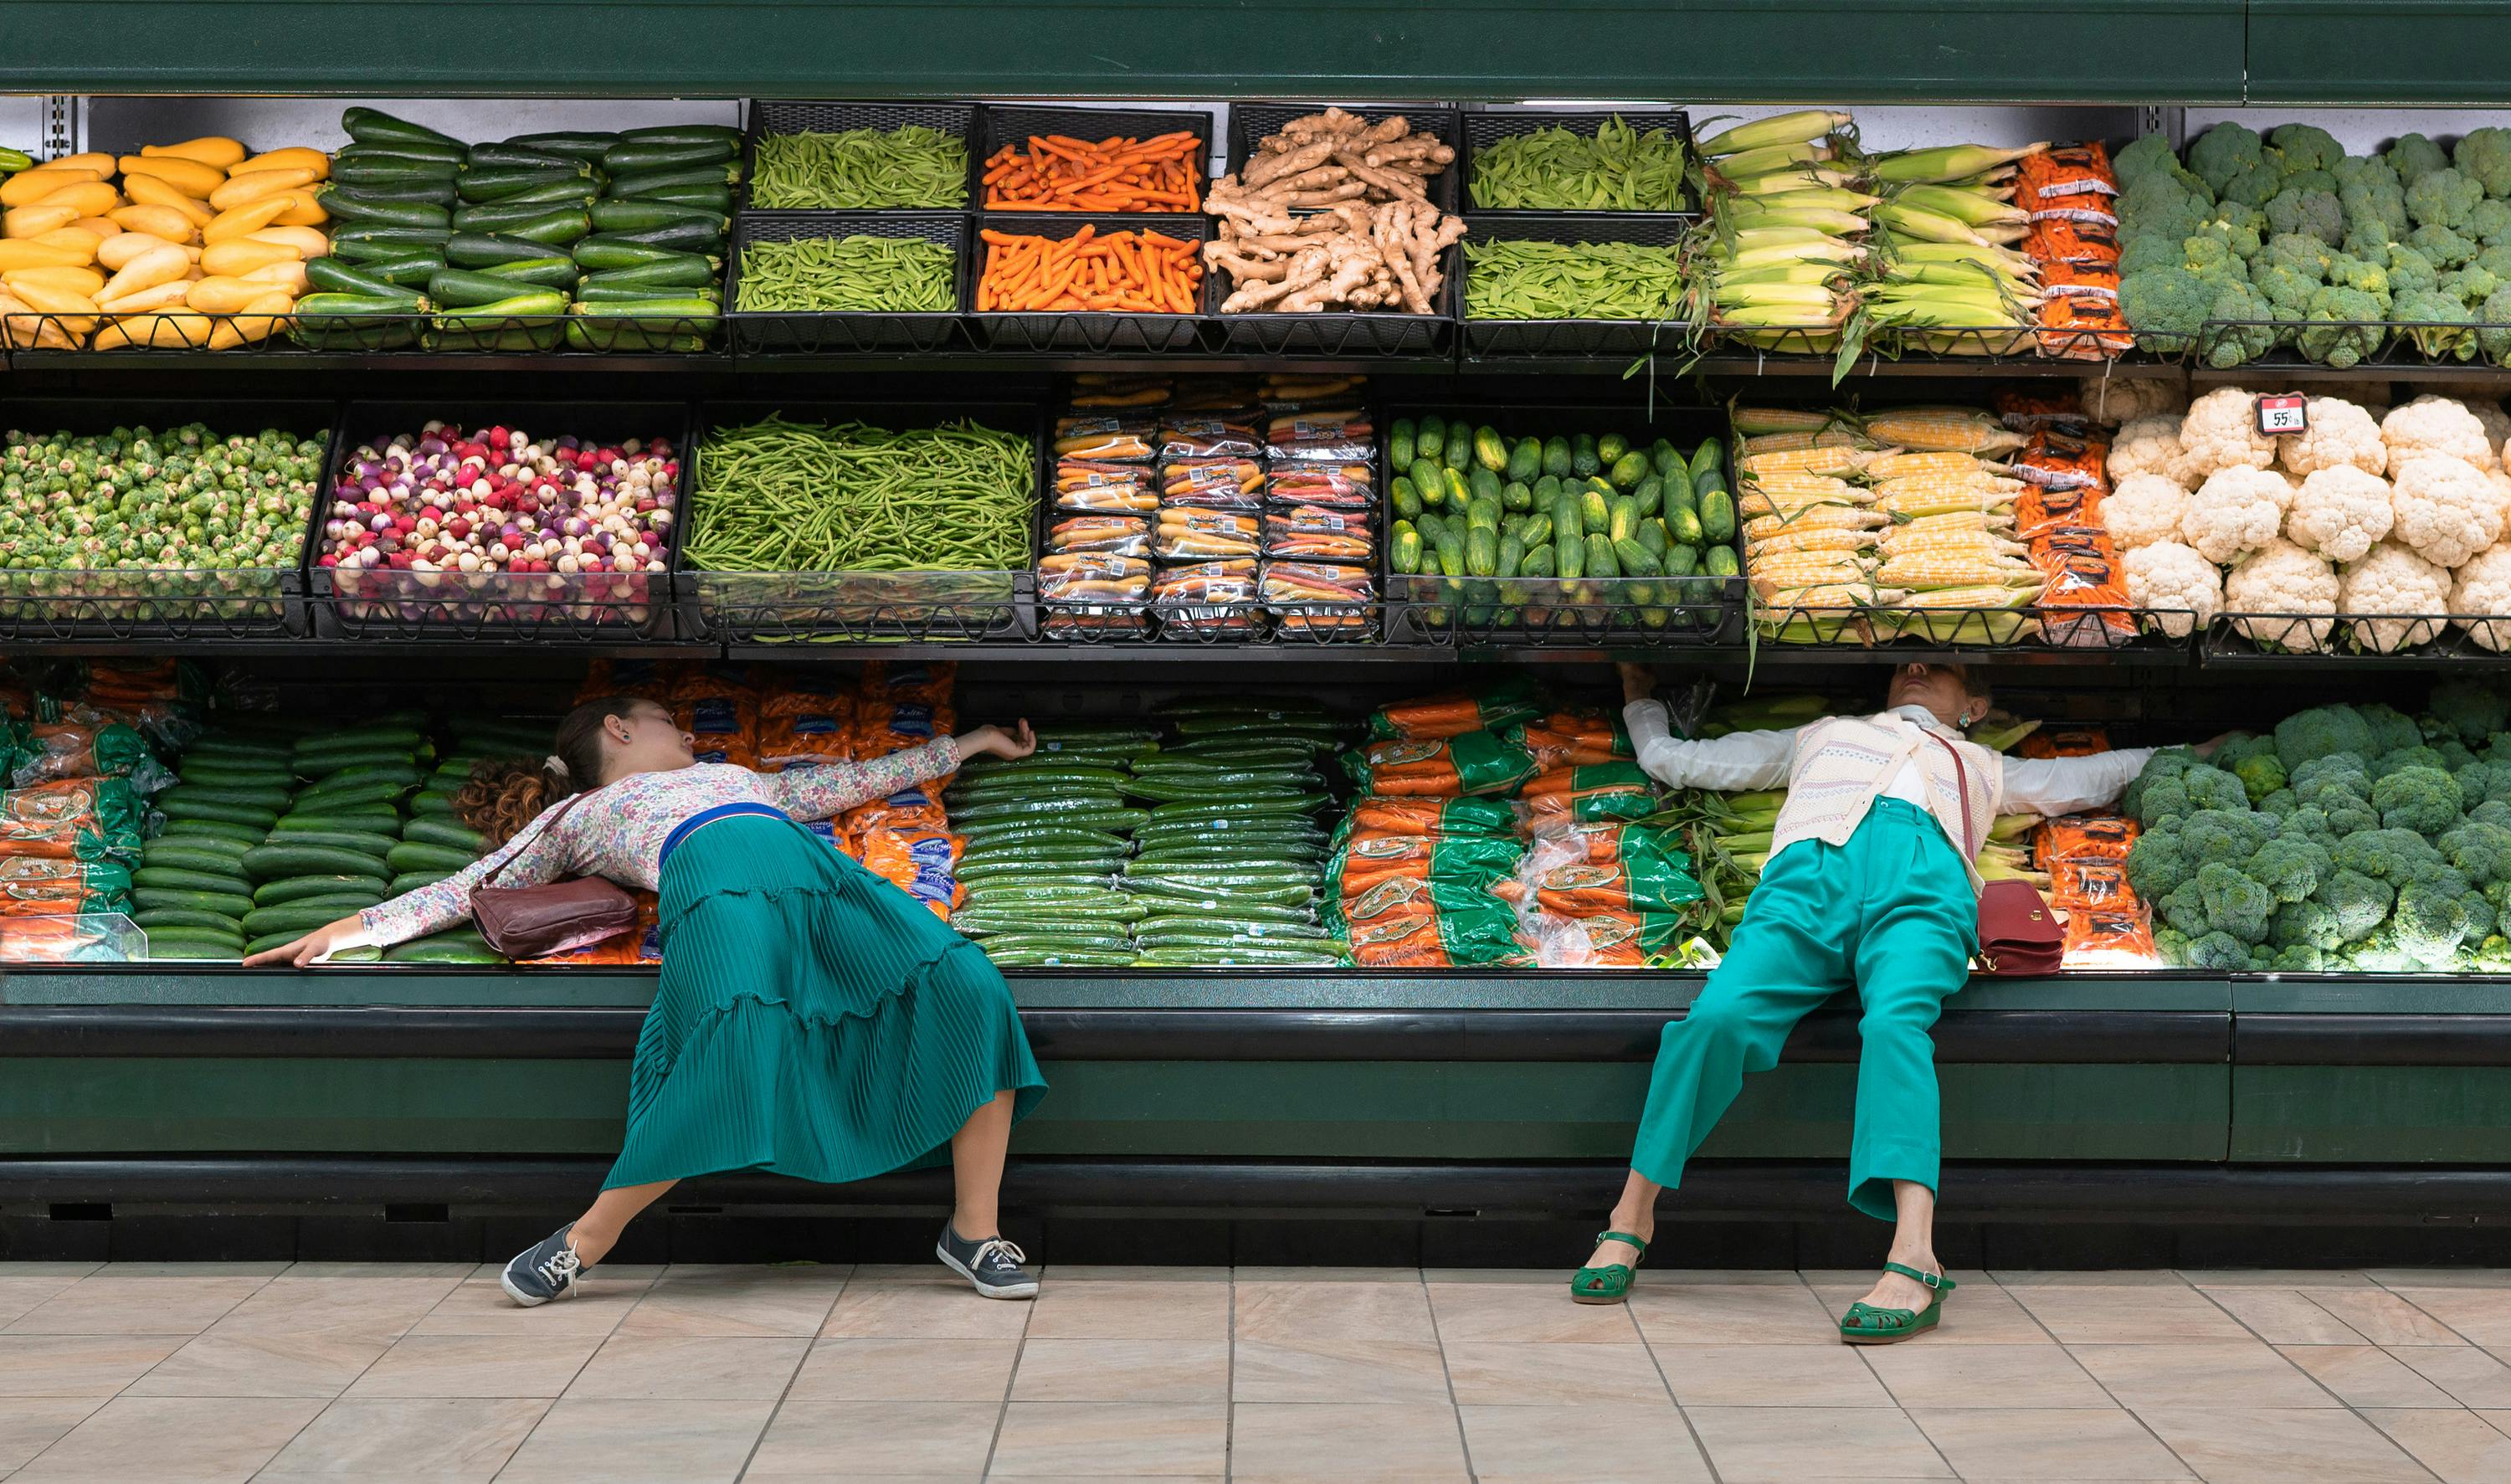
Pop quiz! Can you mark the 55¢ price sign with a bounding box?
[2257,393,2308,436]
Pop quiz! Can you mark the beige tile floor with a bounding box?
[0,1261,2505,1481]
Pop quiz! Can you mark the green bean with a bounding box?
[684,414,1032,573]
[1469,116,1687,212]
[751,127,968,209]
[734,235,956,312]
[1464,239,1689,321]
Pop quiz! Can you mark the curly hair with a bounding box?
[454,695,643,849]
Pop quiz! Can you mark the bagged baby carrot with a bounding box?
[1365,676,1543,742]
[2050,860,2136,911]
[2036,812,2139,863]
[757,681,853,771]
[859,824,963,921]
[1519,762,1658,824]
[1343,732,1538,798]
[2017,727,2113,760]
[676,692,759,770]
[2061,907,2160,968]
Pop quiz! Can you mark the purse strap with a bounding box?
[1919,729,1979,860]
[475,787,592,890]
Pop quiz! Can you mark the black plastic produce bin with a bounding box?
[978,104,1216,210]
[742,100,982,211]
[0,400,337,642]
[1459,107,1694,214]
[1455,213,1697,360]
[311,403,693,643]
[967,213,1210,353]
[724,212,969,354]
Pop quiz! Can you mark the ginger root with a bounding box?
[1204,110,1462,316]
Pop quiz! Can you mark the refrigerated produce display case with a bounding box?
[5,18,2511,1265]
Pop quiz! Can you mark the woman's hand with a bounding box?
[954,720,1037,764]
[1617,663,1657,706]
[240,916,365,968]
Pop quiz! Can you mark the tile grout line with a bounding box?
[974,1267,1033,1484]
[2005,1276,2211,1484]
[1831,1271,1962,1481]
[1419,1269,1479,1484]
[2360,1271,2485,1347]
[731,1264,852,1482]
[489,1266,652,1483]
[2185,1274,2447,1480]
[1223,1272,1236,1484]
[244,1267,480,1482]
[1630,1270,1726,1484]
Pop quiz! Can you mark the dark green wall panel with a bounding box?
[2247,1,2511,105]
[0,0,2245,103]
[2233,1066,2511,1162]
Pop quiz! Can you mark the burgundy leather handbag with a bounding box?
[467,791,638,959]
[1925,732,2065,977]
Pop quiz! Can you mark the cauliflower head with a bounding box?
[2101,473,2194,551]
[2122,540,2224,637]
[2448,542,2511,652]
[2226,537,2342,652]
[2285,465,2395,563]
[2105,414,2187,484]
[2183,465,2296,563]
[2340,539,2455,652]
[2176,386,2282,478]
[2278,397,2386,479]
[2382,394,2498,468]
[2389,453,2507,567]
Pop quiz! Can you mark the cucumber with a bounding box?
[141,844,252,875]
[578,255,720,291]
[504,131,620,162]
[600,138,738,173]
[132,865,254,896]
[157,797,279,829]
[388,871,450,895]
[304,256,427,300]
[409,791,454,816]
[343,106,461,149]
[159,818,267,847]
[132,908,245,935]
[174,762,294,788]
[292,781,413,814]
[444,233,564,270]
[159,783,293,813]
[453,194,596,232]
[476,256,581,290]
[243,844,392,881]
[254,874,392,906]
[619,122,745,146]
[588,198,728,235]
[244,901,372,937]
[186,736,291,761]
[456,166,595,203]
[295,726,424,754]
[383,935,505,965]
[134,887,255,919]
[145,933,246,961]
[275,811,401,836]
[603,163,742,198]
[388,841,477,876]
[466,142,594,172]
[401,817,485,852]
[244,930,310,958]
[316,188,452,228]
[295,750,422,779]
[263,829,399,860]
[306,762,424,790]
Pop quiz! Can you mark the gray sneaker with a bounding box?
[500,1226,587,1307]
[936,1221,1039,1299]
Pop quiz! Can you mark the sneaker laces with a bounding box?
[534,1245,582,1288]
[971,1238,1027,1274]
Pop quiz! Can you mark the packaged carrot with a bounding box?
[1344,732,1538,798]
[1342,889,1530,967]
[859,824,964,921]
[1509,711,1637,769]
[2061,908,2160,968]
[2037,812,2139,867]
[1538,820,1689,872]
[1364,676,1543,741]
[1328,834,1526,900]
[1343,796,1521,839]
[0,778,142,862]
[11,719,170,791]
[859,660,957,710]
[1519,762,1659,824]
[1542,909,1693,968]
[2049,860,2136,911]
[675,692,759,770]
[2017,727,2112,760]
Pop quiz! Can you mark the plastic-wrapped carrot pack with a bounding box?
[2036,812,2139,862]
[975,225,1204,314]
[983,131,1204,213]
[1507,710,1635,769]
[0,777,143,863]
[0,855,132,917]
[2019,727,2113,760]
[1344,796,1519,840]
[1344,732,1539,798]
[1519,762,1659,824]
[1364,675,1543,742]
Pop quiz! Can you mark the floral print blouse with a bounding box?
[353,737,959,948]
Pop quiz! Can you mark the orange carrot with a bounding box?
[983,131,1206,212]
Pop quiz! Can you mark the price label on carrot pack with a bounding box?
[2256,393,2308,436]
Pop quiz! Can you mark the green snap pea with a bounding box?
[733,235,956,313]
[1463,239,1689,321]
[1469,116,1687,212]
[751,126,968,209]
[683,414,1032,573]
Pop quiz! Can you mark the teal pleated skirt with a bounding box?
[603,813,1047,1190]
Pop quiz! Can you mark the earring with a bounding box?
[1958,712,1971,727]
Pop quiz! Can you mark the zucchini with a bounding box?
[315,188,451,228]
[158,818,267,847]
[619,122,745,146]
[466,142,594,172]
[434,325,566,352]
[578,221,724,254]
[305,255,427,300]
[483,178,603,209]
[343,106,462,150]
[388,841,478,876]
[134,887,255,918]
[317,179,457,208]
[243,844,393,881]
[388,870,451,895]
[244,901,371,937]
[588,198,728,234]
[444,232,563,270]
[132,865,254,896]
[633,182,735,213]
[599,138,738,173]
[476,256,580,290]
[562,321,706,353]
[578,255,720,291]
[456,165,594,203]
[604,163,742,198]
[401,817,485,852]
[384,933,505,965]
[437,290,569,327]
[262,829,400,859]
[570,280,715,306]
[132,908,245,935]
[254,874,392,906]
[568,296,720,326]
[496,208,593,247]
[429,266,566,308]
[329,222,455,253]
[453,194,596,232]
[331,157,460,187]
[503,131,620,162]
[157,796,279,829]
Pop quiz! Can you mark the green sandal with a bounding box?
[1838,1261,1956,1344]
[1569,1230,1648,1305]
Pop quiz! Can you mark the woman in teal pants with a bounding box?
[1572,662,2169,1341]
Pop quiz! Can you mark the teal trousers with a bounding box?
[1631,798,1977,1221]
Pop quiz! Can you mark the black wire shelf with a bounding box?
[679,570,1035,645]
[2202,611,2511,665]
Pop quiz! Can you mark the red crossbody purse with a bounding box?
[1924,732,2064,978]
[468,790,638,959]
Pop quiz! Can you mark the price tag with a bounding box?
[2257,393,2308,436]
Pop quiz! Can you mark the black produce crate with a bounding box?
[1225,102,1462,213]
[680,402,1041,645]
[2204,612,2496,665]
[1456,213,1697,360]
[0,400,336,642]
[724,212,968,354]
[978,104,1216,208]
[967,213,1210,353]
[312,403,693,643]
[742,100,982,211]
[1380,404,1738,648]
[1460,107,1694,214]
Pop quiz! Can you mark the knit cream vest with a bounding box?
[1769,711,2005,890]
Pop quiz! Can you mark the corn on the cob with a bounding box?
[1872,485,2025,520]
[1733,167,1860,195]
[1697,110,1855,157]
[1724,203,1872,236]
[1750,551,1877,586]
[1893,183,2027,226]
[1710,141,1836,178]
[1881,531,2029,561]
[1739,427,1871,454]
[1718,261,1856,288]
[1740,446,1874,479]
[1748,470,1868,498]
[1729,405,1846,435]
[1739,186,1884,213]
[1743,506,1887,540]
[1765,583,1911,608]
[1864,450,2009,482]
[1875,554,2043,589]
[1745,526,1879,555]
[1889,510,2014,537]
[1868,142,2047,185]
[1860,406,2026,454]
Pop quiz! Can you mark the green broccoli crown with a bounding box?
[2407,167,2483,230]
[2222,162,2283,208]
[2277,707,2377,769]
[2393,879,2474,967]
[2181,234,2251,284]
[2264,187,2344,247]
[2231,750,2288,802]
[2375,744,2451,778]
[2440,819,2511,885]
[2387,133,2452,185]
[2409,223,2479,269]
[2132,773,2196,829]
[2344,217,2399,260]
[2119,268,2220,341]
[2478,244,2511,280]
[2195,208,2267,264]
[2124,826,2188,901]
[2183,767,2254,816]
[2258,232,2336,280]
[2119,234,2184,277]
[2344,929,2414,973]
[2453,126,2511,198]
[2188,122,2266,196]
[2284,804,2340,851]
[2248,835,2334,903]
[2481,287,2511,366]
[2257,788,2301,819]
[2316,867,2397,942]
[2468,198,2511,249]
[2334,826,2447,882]
[2325,253,2393,304]
[2113,133,2180,190]
[2382,244,2443,295]
[2298,287,2390,367]
[2270,125,2346,179]
[2433,682,2511,744]
[2118,172,2214,249]
[2371,764,2467,833]
[2204,282,2280,366]
[2270,943,2329,973]
[2363,704,2426,755]
[2456,762,2511,811]
[2152,925,2193,967]
[2338,157,2411,239]
[2158,878,2210,937]
[2185,930,2257,970]
[2442,262,2504,310]
[2183,805,2276,865]
[2271,897,2344,950]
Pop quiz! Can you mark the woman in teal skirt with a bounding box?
[248,694,1050,1303]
